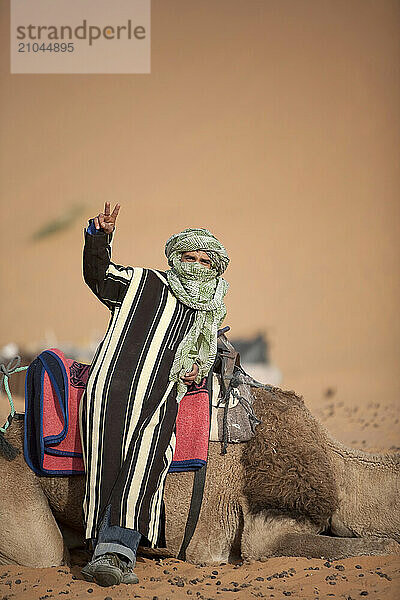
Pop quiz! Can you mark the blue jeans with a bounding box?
[93,505,142,567]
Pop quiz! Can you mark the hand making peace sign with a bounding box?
[93,202,120,234]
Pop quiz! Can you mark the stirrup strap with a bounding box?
[177,465,207,561]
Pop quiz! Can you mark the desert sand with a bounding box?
[1,554,399,600]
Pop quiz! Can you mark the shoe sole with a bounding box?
[92,566,123,587]
[81,565,139,587]
[122,573,139,584]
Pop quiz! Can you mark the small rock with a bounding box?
[324,561,332,568]
[376,572,391,581]
[87,590,93,594]
[255,576,264,581]
[360,593,368,597]
[335,565,345,571]
[212,570,218,575]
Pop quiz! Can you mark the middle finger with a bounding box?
[111,203,120,219]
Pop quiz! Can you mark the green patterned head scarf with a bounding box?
[165,228,230,402]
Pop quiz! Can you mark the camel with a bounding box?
[0,385,399,567]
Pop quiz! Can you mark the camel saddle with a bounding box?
[211,329,262,453]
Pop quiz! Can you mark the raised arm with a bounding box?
[83,203,133,310]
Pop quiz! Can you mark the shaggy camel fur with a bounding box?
[0,386,399,567]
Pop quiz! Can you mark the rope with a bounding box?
[0,356,28,433]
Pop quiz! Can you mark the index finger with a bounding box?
[111,203,120,219]
[104,201,111,216]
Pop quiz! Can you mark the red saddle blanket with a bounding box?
[24,348,210,476]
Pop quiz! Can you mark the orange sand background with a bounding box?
[0,2,400,597]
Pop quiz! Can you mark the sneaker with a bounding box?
[81,553,139,587]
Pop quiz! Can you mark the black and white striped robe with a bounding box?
[79,229,196,547]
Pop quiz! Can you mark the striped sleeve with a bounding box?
[83,228,133,310]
